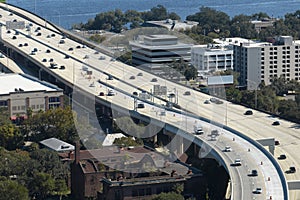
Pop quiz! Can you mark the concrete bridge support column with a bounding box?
[269,145,275,155]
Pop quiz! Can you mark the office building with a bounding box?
[129,35,192,74]
[191,44,233,73]
[0,73,64,120]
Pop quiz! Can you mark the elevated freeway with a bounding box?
[0,4,293,199]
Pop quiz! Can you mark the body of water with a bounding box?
[7,0,300,29]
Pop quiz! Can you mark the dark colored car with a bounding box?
[65,55,70,59]
[278,154,286,160]
[68,47,73,51]
[46,49,51,53]
[24,43,28,46]
[244,110,253,115]
[133,92,138,96]
[250,170,258,176]
[272,121,280,126]
[12,36,17,39]
[59,65,65,70]
[99,92,105,96]
[36,32,42,36]
[286,166,296,174]
[137,72,143,76]
[129,75,135,80]
[275,140,280,145]
[184,91,191,95]
[42,58,47,62]
[137,103,145,109]
[151,78,158,82]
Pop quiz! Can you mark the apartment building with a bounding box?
[191,44,233,73]
[232,36,300,90]
[0,73,63,120]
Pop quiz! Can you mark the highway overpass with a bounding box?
[0,3,295,199]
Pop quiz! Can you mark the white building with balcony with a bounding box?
[191,44,233,73]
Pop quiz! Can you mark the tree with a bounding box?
[151,192,184,200]
[29,172,55,199]
[54,179,69,200]
[172,183,184,194]
[0,179,29,200]
[0,124,23,150]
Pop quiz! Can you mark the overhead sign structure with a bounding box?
[153,85,167,96]
[6,21,25,30]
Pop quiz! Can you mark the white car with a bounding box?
[224,146,232,152]
[253,187,262,194]
[234,159,241,166]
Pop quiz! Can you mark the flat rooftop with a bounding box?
[0,73,62,95]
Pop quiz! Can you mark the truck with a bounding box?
[194,125,204,135]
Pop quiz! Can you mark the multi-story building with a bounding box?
[0,73,63,120]
[129,34,192,74]
[68,145,205,200]
[232,36,300,90]
[191,44,233,73]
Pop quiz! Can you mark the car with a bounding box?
[210,98,217,103]
[13,19,17,22]
[36,32,41,36]
[7,30,11,34]
[272,121,280,126]
[94,51,99,54]
[137,72,143,76]
[24,43,28,46]
[68,47,73,51]
[107,90,115,96]
[28,23,33,27]
[133,92,138,96]
[36,27,41,31]
[59,40,65,44]
[215,99,224,104]
[51,33,55,37]
[33,48,38,52]
[64,55,70,59]
[15,31,19,35]
[233,159,241,166]
[194,125,204,135]
[12,36,17,39]
[46,49,51,53]
[82,45,86,48]
[110,58,116,61]
[46,34,51,38]
[30,51,36,55]
[250,170,258,176]
[107,75,113,80]
[184,91,191,95]
[82,66,88,71]
[83,55,89,59]
[62,35,66,39]
[211,130,219,136]
[49,58,54,62]
[286,166,296,174]
[18,43,23,47]
[253,188,262,194]
[59,65,65,70]
[42,58,47,62]
[151,78,158,82]
[99,56,106,60]
[137,103,145,109]
[244,110,253,115]
[129,75,135,80]
[278,154,286,160]
[224,146,232,152]
[275,140,280,145]
[99,92,105,96]
[204,100,210,104]
[9,13,13,16]
[76,45,81,49]
[89,83,95,87]
[168,93,175,98]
